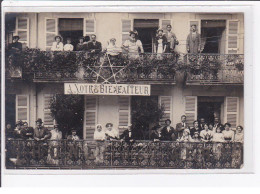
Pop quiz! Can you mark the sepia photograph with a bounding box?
[3,9,245,171]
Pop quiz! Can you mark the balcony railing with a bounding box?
[6,139,243,169]
[6,49,244,84]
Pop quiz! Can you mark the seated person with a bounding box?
[105,38,122,57]
[21,122,34,139]
[51,35,64,51]
[120,125,135,142]
[200,123,214,142]
[67,129,80,141]
[150,125,162,142]
[86,34,102,54]
[212,126,225,143]
[178,128,193,142]
[161,119,177,141]
[63,37,74,51]
[105,123,119,140]
[9,35,22,52]
[234,125,243,143]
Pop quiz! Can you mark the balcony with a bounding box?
[6,139,243,169]
[6,49,244,85]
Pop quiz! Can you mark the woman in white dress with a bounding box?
[47,124,62,165]
[155,29,167,58]
[51,35,64,51]
[93,124,106,164]
[222,123,235,142]
[122,30,144,59]
[105,123,119,140]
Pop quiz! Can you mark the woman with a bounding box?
[154,29,167,55]
[122,30,144,59]
[93,124,106,164]
[178,128,193,142]
[222,123,235,142]
[51,35,64,51]
[47,124,62,165]
[76,36,85,51]
[105,38,122,57]
[105,123,119,140]
[234,125,244,143]
[200,123,214,142]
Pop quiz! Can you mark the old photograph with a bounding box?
[3,11,244,170]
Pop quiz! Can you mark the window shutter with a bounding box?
[43,94,54,127]
[160,19,171,32]
[121,19,132,44]
[16,95,29,123]
[45,18,58,50]
[84,19,96,37]
[185,96,197,127]
[224,97,239,129]
[159,96,172,125]
[84,96,97,140]
[226,20,239,54]
[189,20,201,33]
[16,17,29,47]
[118,96,131,135]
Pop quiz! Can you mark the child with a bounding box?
[212,126,225,143]
[64,38,74,51]
[93,124,106,164]
[178,128,193,142]
[234,125,243,143]
[200,123,213,142]
[192,131,201,142]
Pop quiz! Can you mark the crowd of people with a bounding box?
[8,24,202,55]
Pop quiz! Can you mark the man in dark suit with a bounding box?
[86,34,102,54]
[176,115,190,139]
[212,117,222,133]
[190,120,201,138]
[21,122,34,139]
[199,118,206,131]
[120,125,135,143]
[33,118,51,141]
[161,119,177,141]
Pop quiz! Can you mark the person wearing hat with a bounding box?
[9,35,23,52]
[154,29,167,54]
[51,35,64,51]
[122,30,144,58]
[120,124,135,143]
[164,25,179,53]
[186,24,202,54]
[76,36,85,51]
[161,119,177,141]
[63,37,74,51]
[14,120,23,138]
[104,38,122,57]
[33,118,51,141]
[86,34,102,54]
[176,115,190,139]
[105,123,119,140]
[21,121,34,139]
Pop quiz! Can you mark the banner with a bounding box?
[64,83,151,96]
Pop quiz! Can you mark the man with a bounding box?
[14,120,23,138]
[120,125,135,143]
[86,34,102,54]
[67,129,80,141]
[9,35,23,52]
[21,122,34,139]
[186,24,202,54]
[176,115,190,139]
[199,118,206,131]
[33,118,51,141]
[164,24,179,53]
[212,117,222,133]
[190,120,201,138]
[161,119,177,141]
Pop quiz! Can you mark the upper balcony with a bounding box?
[6,49,244,85]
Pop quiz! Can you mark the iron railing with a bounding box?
[6,50,244,84]
[6,139,243,169]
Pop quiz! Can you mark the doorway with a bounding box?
[58,18,84,49]
[201,20,226,54]
[134,19,159,53]
[197,96,224,124]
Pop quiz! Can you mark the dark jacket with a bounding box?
[21,127,34,139]
[120,130,135,142]
[190,127,201,138]
[176,122,190,139]
[9,42,23,51]
[86,41,102,53]
[33,126,51,140]
[161,126,177,141]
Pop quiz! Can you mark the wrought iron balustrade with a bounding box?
[6,139,243,169]
[5,49,244,84]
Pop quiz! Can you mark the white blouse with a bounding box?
[94,131,106,141]
[222,130,235,141]
[63,44,74,51]
[123,39,144,53]
[51,42,64,51]
[105,129,119,139]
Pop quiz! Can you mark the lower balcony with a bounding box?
[5,49,244,85]
[6,139,243,169]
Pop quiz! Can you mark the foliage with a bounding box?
[50,95,84,138]
[131,97,165,140]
